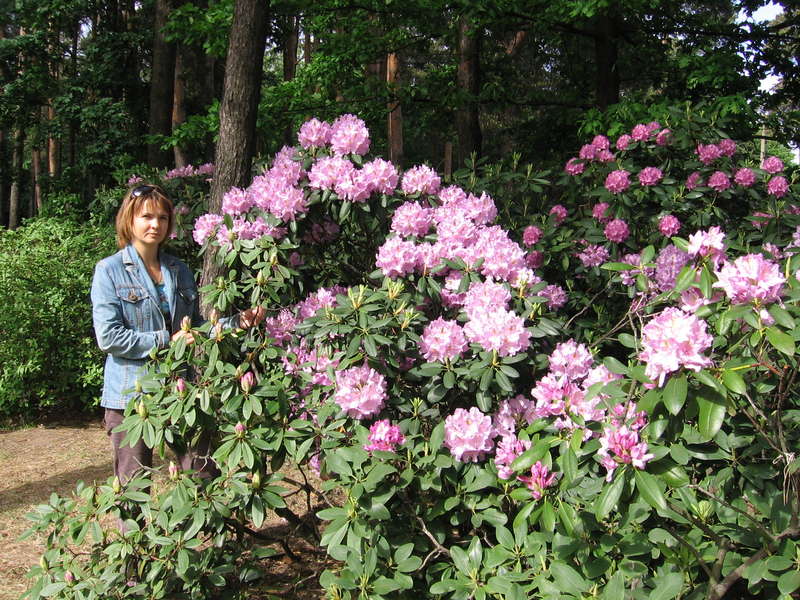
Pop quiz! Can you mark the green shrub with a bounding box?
[0,218,116,423]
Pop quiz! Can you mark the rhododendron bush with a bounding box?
[24,112,800,600]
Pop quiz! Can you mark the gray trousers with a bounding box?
[103,408,219,483]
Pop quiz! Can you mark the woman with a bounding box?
[91,184,263,483]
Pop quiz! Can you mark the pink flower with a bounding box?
[364,419,405,453]
[196,163,214,176]
[375,237,419,279]
[577,244,610,267]
[540,284,567,309]
[240,372,255,393]
[687,226,726,264]
[444,407,494,462]
[517,461,557,499]
[579,144,597,160]
[631,124,650,142]
[762,155,784,174]
[494,436,531,480]
[564,157,586,175]
[638,166,663,186]
[361,158,399,194]
[604,218,630,243]
[330,114,370,156]
[658,214,681,237]
[751,211,772,229]
[127,175,143,185]
[655,129,672,146]
[639,307,713,386]
[605,169,630,194]
[718,138,737,156]
[707,171,731,192]
[523,225,542,246]
[64,571,76,584]
[549,340,593,381]
[655,245,690,292]
[686,171,703,190]
[492,395,534,438]
[696,144,722,165]
[193,213,223,245]
[526,250,544,269]
[401,165,441,195]
[420,317,468,362]
[391,202,433,237]
[463,281,511,318]
[592,202,611,223]
[598,424,654,481]
[714,254,785,305]
[549,204,568,225]
[463,309,530,357]
[767,175,789,198]
[297,118,332,149]
[592,135,610,150]
[734,167,756,187]
[616,134,632,151]
[308,156,355,190]
[334,364,387,419]
[175,378,186,395]
[234,422,247,436]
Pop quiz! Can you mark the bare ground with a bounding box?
[0,417,332,600]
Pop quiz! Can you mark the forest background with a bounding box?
[0,0,798,419]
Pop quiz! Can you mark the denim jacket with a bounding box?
[91,245,211,409]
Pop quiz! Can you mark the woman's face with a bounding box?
[131,200,170,249]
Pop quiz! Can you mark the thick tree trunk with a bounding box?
[147,0,176,168]
[172,48,188,168]
[32,147,42,216]
[0,130,7,227]
[200,0,269,313]
[456,16,481,168]
[282,15,299,145]
[386,52,403,167]
[594,14,620,110]
[9,128,24,230]
[47,103,59,177]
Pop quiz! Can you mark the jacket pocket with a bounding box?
[116,285,148,330]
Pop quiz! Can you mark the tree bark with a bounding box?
[282,15,299,145]
[172,48,188,168]
[594,13,620,110]
[0,130,7,227]
[386,52,403,167]
[455,16,481,168]
[147,0,177,168]
[9,128,24,230]
[200,0,269,313]
[32,147,42,216]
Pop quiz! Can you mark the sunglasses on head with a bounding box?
[131,185,156,198]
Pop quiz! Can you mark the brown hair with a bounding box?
[115,184,175,249]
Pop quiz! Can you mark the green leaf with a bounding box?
[721,370,746,395]
[649,572,684,600]
[778,570,800,594]
[663,374,687,415]
[550,561,589,594]
[768,305,795,329]
[766,327,795,357]
[696,388,726,441]
[595,469,626,521]
[634,469,667,511]
[673,265,697,293]
[601,571,624,600]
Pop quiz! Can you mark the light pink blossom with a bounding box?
[420,317,468,362]
[714,254,785,305]
[401,165,441,195]
[494,435,531,479]
[767,175,789,198]
[604,218,630,243]
[762,155,784,174]
[523,225,542,246]
[549,204,568,225]
[330,114,370,156]
[298,118,332,149]
[605,169,631,194]
[443,407,494,462]
[364,420,405,453]
[659,215,681,237]
[707,171,731,192]
[518,461,557,499]
[334,364,387,419]
[638,166,663,186]
[734,167,756,187]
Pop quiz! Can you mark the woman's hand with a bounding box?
[171,330,195,345]
[240,306,266,329]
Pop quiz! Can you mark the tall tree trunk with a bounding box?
[32,147,42,216]
[148,0,176,168]
[386,52,403,167]
[456,16,481,168]
[9,128,24,230]
[200,0,269,313]
[47,103,60,177]
[303,21,313,64]
[172,48,188,168]
[594,14,620,110]
[0,130,7,227]
[282,15,299,145]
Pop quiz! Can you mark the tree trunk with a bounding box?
[386,52,403,167]
[282,15,299,145]
[594,14,620,110]
[32,147,42,216]
[172,48,188,168]
[47,102,60,177]
[455,16,481,168]
[9,128,24,230]
[200,0,269,313]
[0,130,7,227]
[147,0,176,168]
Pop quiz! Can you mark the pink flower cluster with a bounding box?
[639,307,713,387]
[419,317,468,362]
[658,214,681,237]
[401,165,441,195]
[517,462,557,499]
[592,202,611,223]
[714,254,785,305]
[463,307,530,357]
[330,114,371,156]
[687,226,726,265]
[604,218,630,243]
[605,169,630,194]
[164,163,214,179]
[391,202,433,237]
[638,166,663,186]
[334,364,387,419]
[444,407,495,462]
[523,225,542,246]
[364,419,405,453]
[598,424,654,481]
[577,244,609,268]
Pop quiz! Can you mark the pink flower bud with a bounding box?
[234,422,247,437]
[64,570,76,584]
[175,378,186,395]
[240,371,254,393]
[168,461,179,480]
[181,316,192,332]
